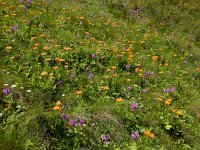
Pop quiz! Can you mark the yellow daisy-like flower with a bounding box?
[103,86,109,91]
[116,97,123,103]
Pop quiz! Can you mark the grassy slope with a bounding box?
[0,0,200,149]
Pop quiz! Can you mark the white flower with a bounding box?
[4,84,9,86]
[20,87,24,89]
[62,94,65,97]
[27,90,31,93]
[11,85,17,88]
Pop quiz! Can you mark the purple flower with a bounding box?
[131,131,139,140]
[10,25,18,32]
[126,65,130,69]
[61,113,68,120]
[2,88,11,95]
[143,71,151,77]
[101,133,110,144]
[69,119,76,126]
[131,102,138,111]
[142,89,149,93]
[78,118,85,126]
[127,86,132,91]
[91,53,96,59]
[27,0,33,4]
[164,87,176,93]
[19,0,23,3]
[88,72,93,79]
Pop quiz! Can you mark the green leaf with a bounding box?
[165,124,172,130]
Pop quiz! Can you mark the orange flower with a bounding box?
[40,34,46,38]
[135,68,139,72]
[116,97,123,102]
[103,86,109,90]
[152,56,158,60]
[75,90,82,95]
[165,99,172,105]
[144,130,155,138]
[112,66,117,69]
[112,73,118,77]
[52,105,60,110]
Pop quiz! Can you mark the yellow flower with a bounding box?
[175,110,183,116]
[56,101,62,106]
[116,97,123,102]
[41,71,48,76]
[155,97,163,102]
[43,46,50,51]
[103,86,109,91]
[104,75,109,79]
[58,59,65,63]
[6,46,12,51]
[53,66,59,71]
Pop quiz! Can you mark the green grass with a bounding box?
[0,0,200,149]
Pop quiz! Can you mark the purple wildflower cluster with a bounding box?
[61,113,85,127]
[101,133,110,144]
[131,131,139,140]
[131,102,138,111]
[143,71,152,77]
[2,88,11,95]
[164,87,176,93]
[10,25,18,32]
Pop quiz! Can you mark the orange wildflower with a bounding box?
[144,130,155,138]
[75,90,82,95]
[165,99,172,105]
[152,56,158,60]
[40,34,46,38]
[135,68,139,72]
[112,73,118,77]
[52,105,60,110]
[112,66,117,69]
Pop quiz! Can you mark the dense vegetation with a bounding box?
[0,0,199,149]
